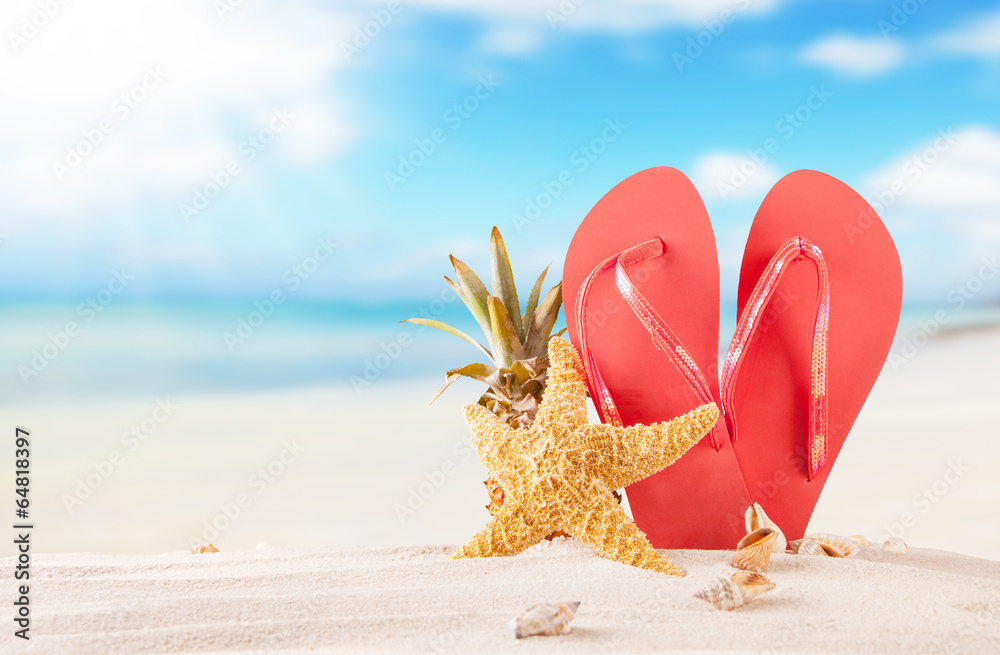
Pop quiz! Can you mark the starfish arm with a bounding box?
[463,403,523,476]
[561,479,685,576]
[576,403,720,489]
[449,505,549,559]
[533,337,589,435]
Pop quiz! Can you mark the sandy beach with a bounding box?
[2,538,998,654]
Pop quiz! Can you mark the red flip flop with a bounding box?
[564,167,751,550]
[723,170,902,540]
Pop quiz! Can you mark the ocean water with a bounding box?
[0,301,465,402]
[4,300,999,401]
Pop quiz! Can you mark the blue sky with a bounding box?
[0,0,998,309]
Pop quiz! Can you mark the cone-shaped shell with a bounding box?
[510,601,580,638]
[882,538,908,554]
[732,528,777,572]
[694,571,775,611]
[744,503,787,554]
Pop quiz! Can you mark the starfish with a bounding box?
[450,336,719,576]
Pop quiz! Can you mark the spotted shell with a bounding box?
[191,544,219,554]
[732,528,777,573]
[510,601,580,638]
[744,503,787,554]
[849,535,874,547]
[694,571,775,611]
[882,538,908,554]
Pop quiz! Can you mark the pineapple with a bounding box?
[403,227,564,517]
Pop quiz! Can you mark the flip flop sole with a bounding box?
[564,167,751,549]
[730,170,902,539]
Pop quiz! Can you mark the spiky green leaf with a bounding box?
[486,295,526,368]
[400,318,492,361]
[510,359,536,385]
[429,362,498,404]
[446,361,496,382]
[521,265,549,335]
[524,282,563,358]
[489,227,524,341]
[442,275,493,355]
[448,255,494,349]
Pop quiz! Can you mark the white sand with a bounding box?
[2,539,998,654]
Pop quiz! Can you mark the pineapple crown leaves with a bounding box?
[400,226,564,404]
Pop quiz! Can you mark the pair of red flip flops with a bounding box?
[563,168,903,550]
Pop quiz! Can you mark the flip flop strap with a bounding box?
[721,236,830,481]
[574,238,722,450]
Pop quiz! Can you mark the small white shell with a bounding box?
[510,602,580,638]
[744,503,787,554]
[882,538,908,554]
[694,571,775,611]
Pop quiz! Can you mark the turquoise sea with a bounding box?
[3,300,999,403]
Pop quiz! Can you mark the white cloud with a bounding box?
[691,152,781,202]
[798,34,906,77]
[391,0,788,33]
[478,25,545,56]
[864,126,1000,300]
[865,126,1000,218]
[933,8,1000,56]
[0,0,357,215]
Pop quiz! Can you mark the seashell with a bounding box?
[191,544,219,554]
[791,534,858,558]
[804,533,858,558]
[744,503,787,554]
[882,538,908,554]
[510,601,580,638]
[694,571,775,611]
[732,528,777,572]
[796,539,827,556]
[849,535,874,547]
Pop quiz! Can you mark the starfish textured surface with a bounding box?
[450,336,719,576]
